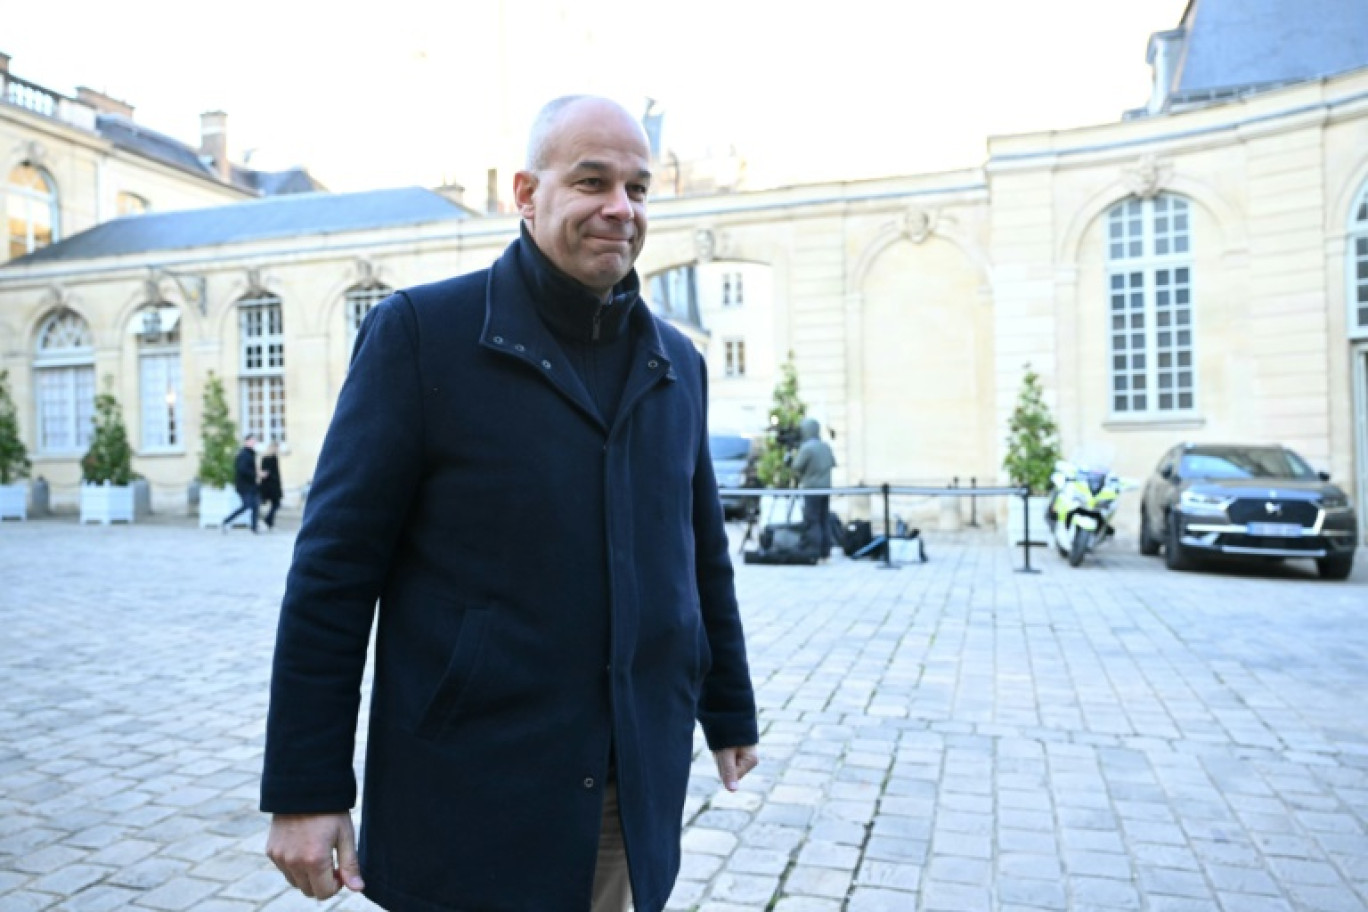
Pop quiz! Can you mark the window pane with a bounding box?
[141,353,182,449]
[1105,194,1195,415]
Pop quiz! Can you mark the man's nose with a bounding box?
[600,183,632,220]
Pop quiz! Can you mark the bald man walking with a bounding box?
[261,96,759,912]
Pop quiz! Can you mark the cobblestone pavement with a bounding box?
[2,515,1367,912]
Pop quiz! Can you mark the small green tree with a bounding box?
[197,372,237,488]
[0,370,31,484]
[80,379,135,485]
[755,353,808,488]
[1002,364,1062,495]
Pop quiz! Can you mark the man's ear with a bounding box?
[513,170,538,219]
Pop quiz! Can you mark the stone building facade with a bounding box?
[2,7,1367,540]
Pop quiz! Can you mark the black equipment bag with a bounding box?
[744,522,818,565]
[843,520,872,557]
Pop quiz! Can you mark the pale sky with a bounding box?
[5,0,1190,195]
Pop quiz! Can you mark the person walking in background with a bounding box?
[794,417,836,560]
[258,441,282,531]
[221,434,259,533]
[261,95,759,912]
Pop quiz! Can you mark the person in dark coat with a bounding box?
[221,434,259,533]
[261,95,760,912]
[258,441,282,530]
[793,418,836,559]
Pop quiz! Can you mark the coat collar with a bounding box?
[479,236,676,429]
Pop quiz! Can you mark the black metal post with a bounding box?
[1017,488,1040,574]
[967,477,979,527]
[882,483,894,569]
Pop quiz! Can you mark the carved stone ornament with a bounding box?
[244,267,267,294]
[40,283,71,308]
[20,140,47,166]
[354,256,378,284]
[898,208,938,244]
[1123,154,1173,200]
[694,229,716,263]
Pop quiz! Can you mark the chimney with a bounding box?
[76,87,135,119]
[1146,28,1186,115]
[199,111,231,183]
[433,181,466,206]
[0,52,11,74]
[486,168,500,214]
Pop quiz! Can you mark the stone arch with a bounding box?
[1329,154,1368,234]
[318,258,402,339]
[848,211,991,298]
[855,234,994,490]
[26,289,91,349]
[1057,173,1246,266]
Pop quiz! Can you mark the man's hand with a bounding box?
[266,812,364,901]
[712,745,759,792]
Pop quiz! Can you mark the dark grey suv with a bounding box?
[1139,443,1358,579]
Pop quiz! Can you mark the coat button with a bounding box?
[583,777,595,789]
[542,360,553,369]
[648,359,659,369]
[515,343,526,352]
[492,335,504,344]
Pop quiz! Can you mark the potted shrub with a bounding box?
[754,354,807,526]
[196,372,247,528]
[0,370,31,521]
[1002,364,1062,545]
[80,382,137,524]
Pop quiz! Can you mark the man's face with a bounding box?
[514,100,651,299]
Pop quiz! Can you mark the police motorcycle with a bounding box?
[1044,451,1135,567]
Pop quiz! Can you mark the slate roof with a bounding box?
[1172,0,1368,98]
[8,187,474,266]
[96,114,325,196]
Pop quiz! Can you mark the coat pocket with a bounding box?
[414,603,493,740]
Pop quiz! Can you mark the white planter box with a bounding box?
[80,482,135,525]
[1005,494,1051,546]
[0,483,27,521]
[199,485,251,529]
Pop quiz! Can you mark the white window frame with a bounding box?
[723,337,746,378]
[134,305,183,453]
[1105,194,1197,418]
[721,271,744,307]
[7,163,60,259]
[238,293,287,444]
[345,284,391,351]
[34,310,95,453]
[1349,182,1368,341]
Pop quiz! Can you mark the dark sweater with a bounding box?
[515,226,639,428]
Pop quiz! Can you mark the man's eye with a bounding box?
[629,184,649,198]
[578,177,603,189]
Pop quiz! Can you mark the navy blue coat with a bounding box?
[261,239,758,912]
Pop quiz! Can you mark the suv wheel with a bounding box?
[1164,514,1195,572]
[1138,507,1161,556]
[1317,554,1355,581]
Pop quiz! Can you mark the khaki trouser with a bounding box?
[591,782,632,912]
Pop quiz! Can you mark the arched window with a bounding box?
[645,266,701,329]
[1350,183,1368,336]
[34,310,95,452]
[132,304,183,450]
[345,284,392,350]
[117,192,150,217]
[8,163,59,259]
[1105,194,1195,414]
[239,292,286,443]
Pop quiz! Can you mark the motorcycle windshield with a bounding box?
[1069,443,1116,477]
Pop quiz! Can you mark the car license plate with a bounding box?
[1246,522,1303,537]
